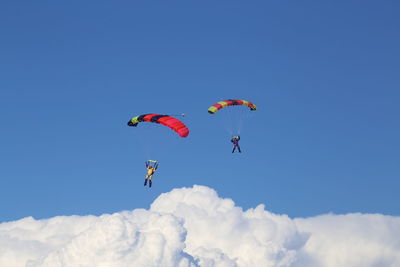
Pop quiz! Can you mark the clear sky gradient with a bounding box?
[1,0,399,222]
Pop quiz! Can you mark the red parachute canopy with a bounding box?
[127,114,189,137]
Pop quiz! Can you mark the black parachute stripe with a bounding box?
[137,114,149,122]
[229,99,239,105]
[150,115,169,123]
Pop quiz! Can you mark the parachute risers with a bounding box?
[127,114,189,137]
[208,99,257,114]
[146,160,158,168]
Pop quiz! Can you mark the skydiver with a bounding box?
[144,161,158,188]
[231,135,241,153]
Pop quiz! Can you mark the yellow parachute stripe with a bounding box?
[131,116,139,124]
[208,106,218,114]
[218,101,229,107]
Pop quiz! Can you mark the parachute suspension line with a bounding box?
[207,98,257,136]
[214,106,250,136]
[216,105,233,136]
[226,105,235,135]
[131,128,151,160]
[227,105,248,136]
[237,108,253,135]
[127,114,189,163]
[237,107,245,135]
[214,96,233,136]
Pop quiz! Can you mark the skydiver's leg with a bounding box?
[233,144,240,153]
[238,145,241,153]
[232,144,239,153]
[149,176,153,187]
[145,174,151,186]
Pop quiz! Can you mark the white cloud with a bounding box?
[150,186,306,267]
[294,213,400,267]
[1,185,399,267]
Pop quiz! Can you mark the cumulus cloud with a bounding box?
[294,213,400,267]
[1,185,399,267]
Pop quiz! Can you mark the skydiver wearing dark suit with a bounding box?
[231,135,241,153]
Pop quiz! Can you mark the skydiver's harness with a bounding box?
[231,136,240,145]
[147,167,155,176]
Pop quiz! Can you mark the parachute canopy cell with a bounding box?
[208,99,257,114]
[127,114,189,137]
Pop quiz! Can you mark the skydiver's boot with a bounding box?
[149,180,152,188]
[144,179,147,186]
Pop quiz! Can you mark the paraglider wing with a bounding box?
[127,114,189,137]
[207,99,257,114]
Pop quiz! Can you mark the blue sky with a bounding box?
[1,1,399,222]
